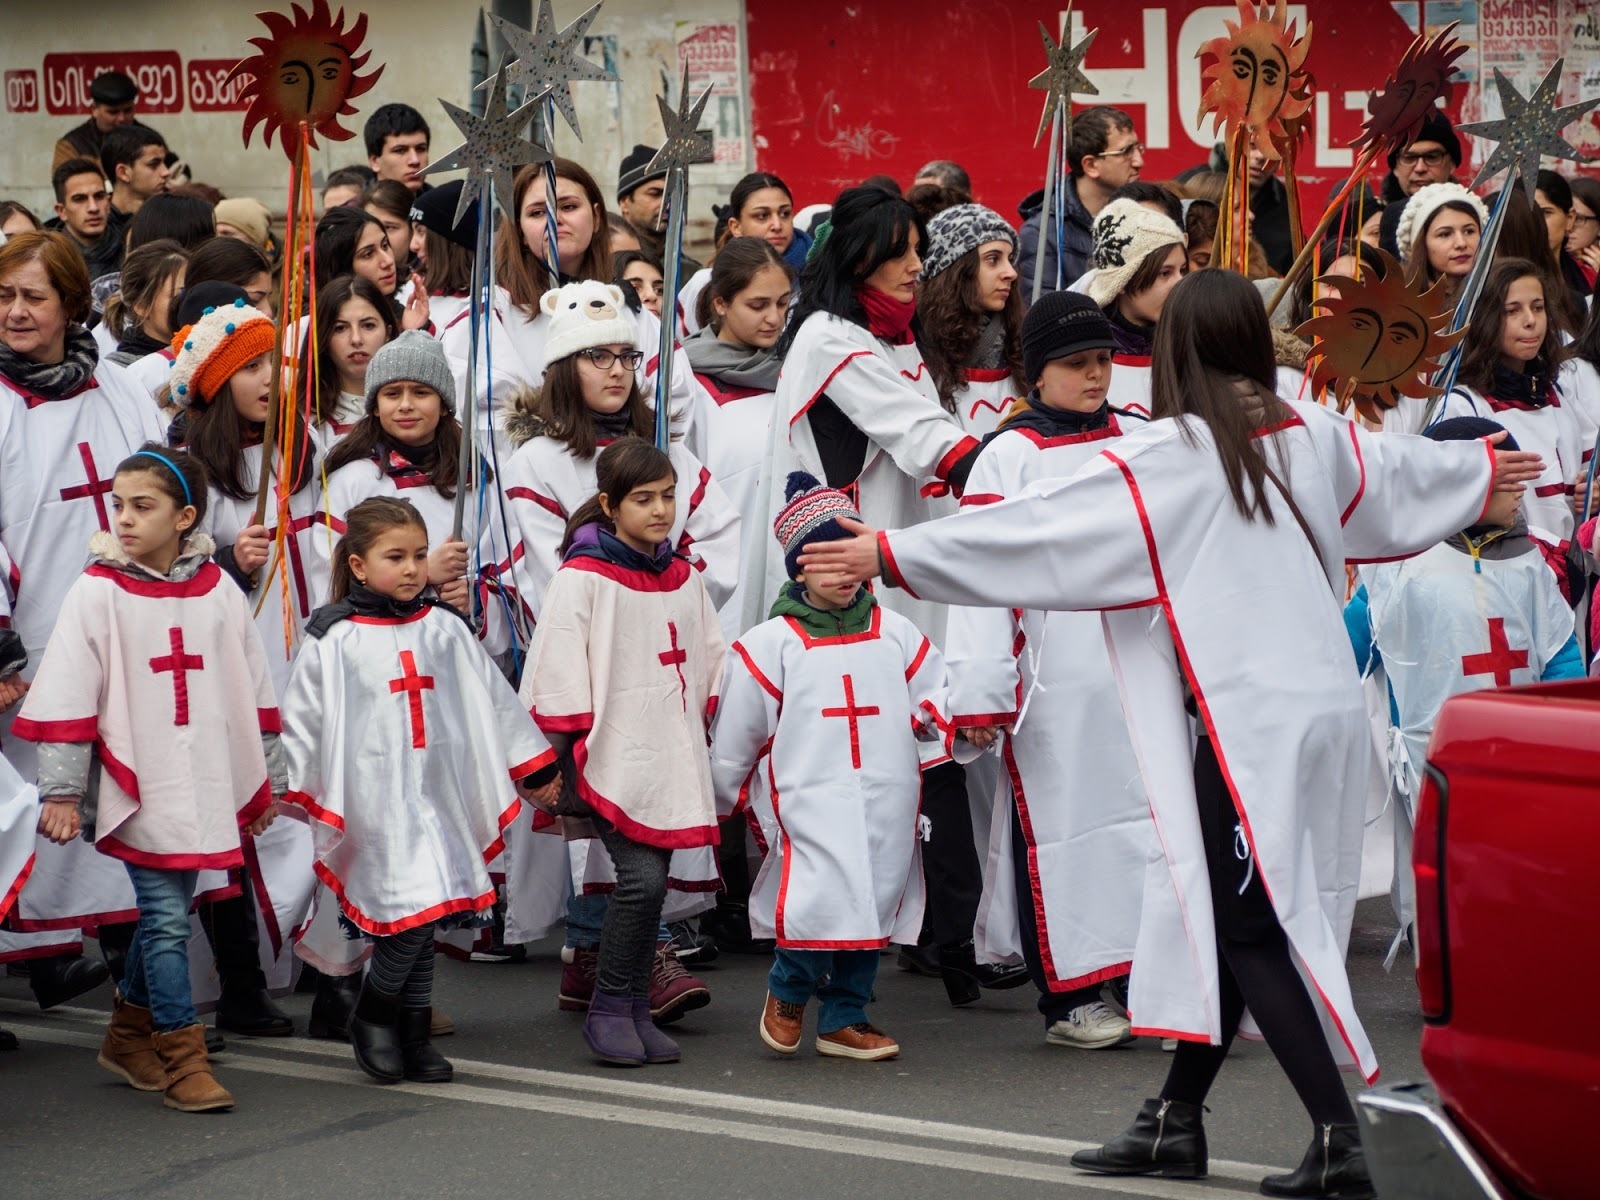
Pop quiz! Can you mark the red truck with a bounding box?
[1357,679,1600,1200]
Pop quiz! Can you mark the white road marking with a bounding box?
[3,1003,1273,1196]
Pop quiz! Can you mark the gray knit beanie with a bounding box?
[921,204,1016,280]
[364,330,456,412]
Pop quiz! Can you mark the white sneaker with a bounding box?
[1161,1037,1178,1052]
[1045,1001,1135,1049]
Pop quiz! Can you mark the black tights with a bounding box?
[1159,736,1356,1127]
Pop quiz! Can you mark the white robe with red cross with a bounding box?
[694,370,777,639]
[709,604,965,948]
[945,415,1155,992]
[0,363,168,951]
[873,401,1496,1081]
[281,604,555,937]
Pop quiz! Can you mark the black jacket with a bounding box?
[1017,178,1096,307]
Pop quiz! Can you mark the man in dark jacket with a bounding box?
[51,71,163,179]
[1018,107,1143,305]
[616,143,700,292]
[42,158,123,279]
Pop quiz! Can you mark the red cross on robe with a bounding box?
[1460,616,1531,688]
[389,649,436,748]
[821,674,880,770]
[149,626,204,726]
[659,621,688,711]
[59,441,114,531]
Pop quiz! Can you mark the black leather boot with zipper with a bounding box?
[1069,1097,1208,1178]
[1259,1122,1374,1198]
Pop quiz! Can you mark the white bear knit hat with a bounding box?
[1085,199,1186,308]
[540,280,638,370]
[1396,182,1489,265]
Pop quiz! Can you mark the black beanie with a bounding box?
[1424,416,1518,453]
[175,282,249,330]
[1021,290,1116,384]
[617,144,664,201]
[1388,107,1463,171]
[409,180,477,251]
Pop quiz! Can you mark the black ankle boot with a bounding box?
[1259,1123,1373,1199]
[350,984,404,1083]
[217,983,293,1037]
[936,940,1029,1006]
[28,953,109,1010]
[308,971,362,1041]
[1070,1098,1208,1179]
[399,1007,453,1083]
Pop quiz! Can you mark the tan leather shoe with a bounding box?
[151,1023,235,1112]
[430,1007,454,1037]
[759,992,805,1055]
[816,1022,899,1061]
[97,992,168,1091]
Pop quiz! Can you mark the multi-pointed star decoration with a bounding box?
[644,69,715,229]
[1458,59,1599,204]
[422,55,550,230]
[1028,2,1099,147]
[488,1,617,142]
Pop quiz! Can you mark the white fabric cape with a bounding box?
[875,400,1496,1081]
[693,369,776,639]
[952,367,1025,440]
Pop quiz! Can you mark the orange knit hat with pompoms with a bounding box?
[167,297,275,408]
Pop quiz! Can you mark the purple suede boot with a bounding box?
[631,999,681,1064]
[583,990,647,1066]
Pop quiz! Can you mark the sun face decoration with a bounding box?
[228,0,384,159]
[1197,0,1312,159]
[1351,21,1466,157]
[1297,250,1464,423]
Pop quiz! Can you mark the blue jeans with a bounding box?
[563,888,669,951]
[121,864,199,1033]
[769,948,880,1034]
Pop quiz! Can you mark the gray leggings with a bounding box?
[596,824,671,998]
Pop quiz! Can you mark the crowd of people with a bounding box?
[1,66,1595,1200]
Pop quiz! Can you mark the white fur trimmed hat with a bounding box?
[1396,182,1489,265]
[1085,198,1186,308]
[540,280,638,370]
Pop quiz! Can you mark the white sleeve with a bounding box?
[1336,418,1495,562]
[676,457,743,611]
[499,452,568,627]
[708,640,778,817]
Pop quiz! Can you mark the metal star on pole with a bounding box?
[1457,58,1599,204]
[486,1,617,142]
[422,54,550,230]
[1028,2,1099,147]
[644,68,715,226]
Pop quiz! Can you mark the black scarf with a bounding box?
[592,408,636,443]
[0,325,98,400]
[115,325,167,360]
[987,391,1113,447]
[382,438,440,480]
[305,582,463,638]
[1108,309,1155,359]
[1486,359,1555,410]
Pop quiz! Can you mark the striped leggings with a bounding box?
[366,921,436,1008]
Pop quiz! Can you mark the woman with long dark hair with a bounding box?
[798,267,1542,1197]
[678,172,810,336]
[313,206,428,333]
[306,275,398,437]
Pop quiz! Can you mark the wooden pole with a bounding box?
[253,130,306,525]
[1263,143,1382,320]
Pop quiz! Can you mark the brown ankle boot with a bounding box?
[151,1023,235,1112]
[97,992,168,1091]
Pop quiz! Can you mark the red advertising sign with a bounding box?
[42,51,184,116]
[4,70,39,114]
[187,58,251,113]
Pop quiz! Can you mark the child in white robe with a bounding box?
[15,444,284,1113]
[520,440,725,1067]
[282,497,560,1086]
[711,472,969,1062]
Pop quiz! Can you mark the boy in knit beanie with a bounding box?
[709,470,974,1063]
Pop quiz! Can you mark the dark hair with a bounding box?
[714,172,793,250]
[1109,180,1183,228]
[0,201,42,233]
[116,442,209,529]
[525,351,656,460]
[1569,175,1600,220]
[1185,199,1219,252]
[498,158,612,317]
[779,186,927,356]
[362,103,429,159]
[173,236,272,329]
[1288,238,1388,328]
[614,247,664,300]
[860,174,902,197]
[104,239,186,342]
[314,205,389,288]
[695,236,792,331]
[53,158,105,203]
[916,239,1024,412]
[308,275,397,424]
[324,387,465,499]
[126,194,215,252]
[1402,199,1481,303]
[1535,169,1573,215]
[1568,270,1600,369]
[1457,258,1565,394]
[183,366,316,502]
[418,226,473,295]
[607,211,639,241]
[1104,240,1187,307]
[101,125,165,180]
[361,179,414,227]
[906,181,971,226]
[1150,269,1292,522]
[168,182,224,207]
[1488,190,1578,337]
[323,165,374,201]
[0,230,92,323]
[915,160,971,194]
[1068,107,1136,178]
[559,438,677,554]
[329,496,428,602]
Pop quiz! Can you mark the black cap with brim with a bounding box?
[90,71,138,105]
[409,180,477,251]
[1021,289,1117,384]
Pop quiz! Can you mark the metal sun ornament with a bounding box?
[1197,0,1312,159]
[1297,249,1465,425]
[1457,59,1600,204]
[228,0,383,159]
[487,0,617,141]
[1027,4,1099,147]
[1350,21,1467,158]
[422,55,550,230]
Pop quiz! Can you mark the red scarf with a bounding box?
[856,285,916,345]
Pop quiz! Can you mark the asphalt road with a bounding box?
[0,899,1420,1200]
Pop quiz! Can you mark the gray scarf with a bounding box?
[968,314,1008,370]
[682,326,782,392]
[0,325,99,400]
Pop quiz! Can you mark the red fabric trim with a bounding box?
[388,649,436,749]
[241,836,284,959]
[899,362,928,382]
[769,756,792,942]
[11,373,100,407]
[236,779,274,828]
[1475,439,1495,524]
[1534,481,1569,497]
[877,530,919,599]
[950,710,1018,727]
[287,789,344,832]
[561,555,692,593]
[782,606,883,648]
[904,636,931,681]
[9,715,98,742]
[96,837,244,871]
[571,738,719,850]
[258,708,282,733]
[777,937,893,950]
[1131,1024,1210,1042]
[963,367,1014,383]
[84,561,223,599]
[97,739,140,801]
[9,905,140,932]
[0,936,82,963]
[479,796,523,869]
[791,351,874,425]
[1002,738,1066,986]
[1251,413,1306,439]
[1115,354,1152,368]
[0,853,36,925]
[694,373,767,406]
[346,610,429,626]
[733,643,783,701]
[1339,420,1366,527]
[1012,418,1124,451]
[315,860,496,937]
[506,485,566,520]
[508,748,558,781]
[531,709,594,736]
[934,435,981,482]
[961,492,1004,507]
